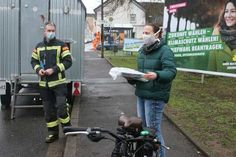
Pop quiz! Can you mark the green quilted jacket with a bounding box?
[131,39,177,103]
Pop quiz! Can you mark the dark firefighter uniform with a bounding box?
[31,37,72,141]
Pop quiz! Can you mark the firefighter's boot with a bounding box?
[45,126,59,143]
[45,134,59,143]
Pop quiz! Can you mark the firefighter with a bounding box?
[31,22,72,143]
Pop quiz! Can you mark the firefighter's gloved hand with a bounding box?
[39,69,46,76]
[45,68,54,76]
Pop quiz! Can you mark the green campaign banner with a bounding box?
[163,0,236,76]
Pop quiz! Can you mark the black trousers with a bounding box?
[40,84,70,134]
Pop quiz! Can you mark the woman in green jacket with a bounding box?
[208,0,236,73]
[128,24,176,157]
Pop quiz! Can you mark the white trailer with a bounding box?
[0,0,86,118]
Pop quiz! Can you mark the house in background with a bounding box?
[94,0,146,40]
[90,0,165,43]
[85,13,98,42]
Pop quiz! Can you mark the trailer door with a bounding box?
[20,0,48,74]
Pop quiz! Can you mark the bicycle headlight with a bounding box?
[140,130,149,136]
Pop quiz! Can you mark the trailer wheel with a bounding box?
[1,83,11,110]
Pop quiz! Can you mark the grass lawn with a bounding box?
[103,50,236,157]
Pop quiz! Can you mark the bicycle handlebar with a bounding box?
[63,126,104,133]
[63,126,123,141]
[63,126,170,150]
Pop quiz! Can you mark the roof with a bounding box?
[94,0,146,13]
[106,23,134,28]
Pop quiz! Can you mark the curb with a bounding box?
[63,96,81,157]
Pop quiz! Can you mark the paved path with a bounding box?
[0,93,47,157]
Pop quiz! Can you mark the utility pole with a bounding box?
[101,0,104,58]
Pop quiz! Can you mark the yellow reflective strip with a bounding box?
[61,50,70,58]
[48,78,66,87]
[56,47,61,81]
[32,53,39,60]
[47,120,59,128]
[59,116,70,124]
[58,73,62,80]
[57,46,60,64]
[37,47,46,51]
[46,46,61,51]
[62,53,71,58]
[37,47,45,59]
[39,81,46,87]
[57,63,65,71]
[32,55,38,60]
[34,64,40,71]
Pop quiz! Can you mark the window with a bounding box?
[130,14,136,23]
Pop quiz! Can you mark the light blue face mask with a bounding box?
[46,32,56,40]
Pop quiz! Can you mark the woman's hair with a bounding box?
[218,0,236,29]
[145,23,162,38]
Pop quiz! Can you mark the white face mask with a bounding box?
[143,34,156,45]
[46,32,56,40]
[142,29,161,45]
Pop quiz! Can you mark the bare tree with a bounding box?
[140,2,165,25]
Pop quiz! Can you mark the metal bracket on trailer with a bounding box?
[11,74,43,119]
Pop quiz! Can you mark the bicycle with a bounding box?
[63,114,170,157]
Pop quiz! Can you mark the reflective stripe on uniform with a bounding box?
[38,47,46,51]
[54,46,64,80]
[61,50,71,58]
[47,120,59,128]
[37,47,45,60]
[46,46,61,51]
[59,116,70,124]
[57,63,65,71]
[48,78,66,87]
[39,81,46,87]
[37,47,46,52]
[34,64,41,71]
[58,72,62,80]
[32,52,39,60]
[39,78,66,87]
[56,46,60,64]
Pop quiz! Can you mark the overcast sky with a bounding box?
[81,0,100,14]
[81,0,164,14]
